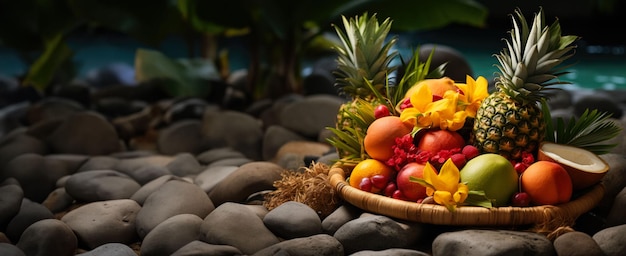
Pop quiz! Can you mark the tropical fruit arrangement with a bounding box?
[327,9,622,212]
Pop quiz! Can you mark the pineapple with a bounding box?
[328,13,399,162]
[472,8,579,161]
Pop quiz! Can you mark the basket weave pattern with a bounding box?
[329,162,604,229]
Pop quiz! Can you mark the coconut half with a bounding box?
[537,142,609,190]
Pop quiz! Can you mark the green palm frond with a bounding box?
[543,102,622,155]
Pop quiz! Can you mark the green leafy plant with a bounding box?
[1,0,490,99]
[542,100,623,155]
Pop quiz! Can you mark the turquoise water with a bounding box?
[1,29,625,91]
[399,27,626,91]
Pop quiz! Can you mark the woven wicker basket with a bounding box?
[329,162,604,230]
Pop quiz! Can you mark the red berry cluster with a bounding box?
[385,134,431,170]
[511,151,535,174]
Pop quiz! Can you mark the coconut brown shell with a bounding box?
[537,142,609,190]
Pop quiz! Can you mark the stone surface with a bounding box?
[278,95,343,138]
[553,231,605,256]
[135,180,214,239]
[140,214,204,256]
[46,111,123,155]
[16,219,77,256]
[0,181,23,230]
[61,199,141,249]
[251,234,343,256]
[593,224,626,256]
[200,202,281,255]
[76,243,137,256]
[171,240,242,256]
[2,153,71,203]
[0,81,625,255]
[334,215,423,255]
[263,201,323,239]
[64,170,141,202]
[207,161,283,206]
[432,229,555,256]
[157,120,205,155]
[201,110,264,160]
[5,199,54,243]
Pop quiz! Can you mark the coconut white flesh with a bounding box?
[541,143,607,173]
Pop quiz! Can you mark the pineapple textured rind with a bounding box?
[473,8,579,161]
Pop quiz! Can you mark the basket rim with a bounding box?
[329,162,605,227]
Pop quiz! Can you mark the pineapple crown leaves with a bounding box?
[494,7,580,105]
[332,13,399,99]
[326,98,376,162]
[393,46,446,104]
[542,100,623,155]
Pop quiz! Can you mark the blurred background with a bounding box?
[1,0,625,99]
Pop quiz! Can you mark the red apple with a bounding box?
[395,162,427,202]
[415,129,465,153]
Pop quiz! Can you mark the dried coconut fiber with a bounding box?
[264,162,341,218]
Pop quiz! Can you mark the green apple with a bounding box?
[460,153,518,207]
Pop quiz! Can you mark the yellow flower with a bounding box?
[439,90,468,131]
[422,159,468,211]
[456,75,489,118]
[399,82,455,129]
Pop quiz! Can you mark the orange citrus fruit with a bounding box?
[349,159,394,193]
[404,77,457,99]
[520,161,573,206]
[363,116,413,161]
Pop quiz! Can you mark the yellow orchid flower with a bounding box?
[421,159,468,212]
[399,82,455,129]
[439,90,468,131]
[456,75,489,118]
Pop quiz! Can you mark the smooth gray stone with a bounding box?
[606,186,626,227]
[76,243,137,256]
[193,165,238,193]
[171,240,242,256]
[64,170,141,202]
[206,157,252,168]
[349,249,430,256]
[334,215,423,255]
[61,199,141,250]
[166,152,204,177]
[76,156,119,172]
[251,234,343,256]
[0,133,48,169]
[5,198,54,243]
[2,153,70,203]
[157,119,205,155]
[16,219,77,256]
[432,229,555,256]
[201,202,280,255]
[553,231,605,256]
[278,95,343,138]
[0,181,23,229]
[261,125,307,161]
[136,180,214,239]
[114,155,174,176]
[593,224,626,256]
[46,111,123,155]
[322,204,362,235]
[130,175,187,205]
[124,164,171,185]
[207,161,283,206]
[196,147,246,165]
[140,214,204,256]
[263,201,323,239]
[41,187,74,213]
[201,110,264,160]
[0,243,26,256]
